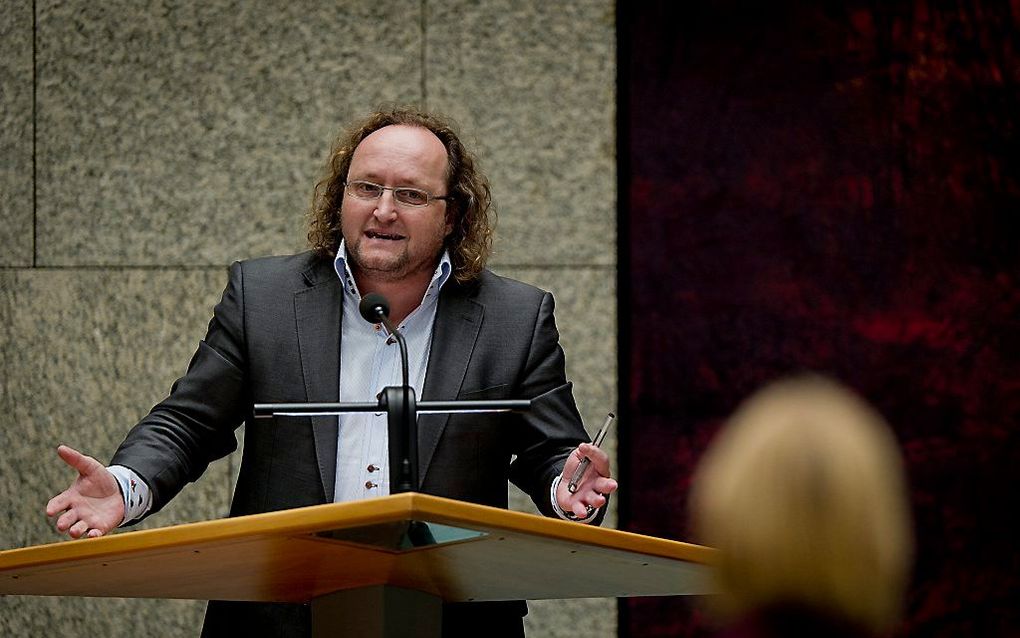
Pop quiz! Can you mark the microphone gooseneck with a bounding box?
[357,292,414,491]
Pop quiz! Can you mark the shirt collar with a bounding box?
[333,239,453,300]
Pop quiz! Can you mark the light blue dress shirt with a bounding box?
[332,240,452,502]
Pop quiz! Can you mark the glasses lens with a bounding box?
[349,181,383,199]
[394,188,430,207]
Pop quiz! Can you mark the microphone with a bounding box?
[358,293,390,325]
[357,293,415,492]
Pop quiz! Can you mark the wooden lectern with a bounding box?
[0,493,713,637]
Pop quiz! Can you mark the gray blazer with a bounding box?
[113,251,587,517]
[111,251,591,635]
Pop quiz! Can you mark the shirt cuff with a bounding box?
[550,474,599,523]
[107,465,153,526]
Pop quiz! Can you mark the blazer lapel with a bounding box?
[419,282,483,485]
[294,260,342,502]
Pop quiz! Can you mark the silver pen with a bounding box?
[567,412,615,493]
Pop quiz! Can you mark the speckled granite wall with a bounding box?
[34,1,422,266]
[427,1,616,267]
[0,1,34,267]
[0,269,230,633]
[0,1,616,636]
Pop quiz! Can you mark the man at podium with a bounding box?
[44,107,617,637]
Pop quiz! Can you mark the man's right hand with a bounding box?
[45,445,124,539]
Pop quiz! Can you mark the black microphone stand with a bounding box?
[252,398,532,494]
[365,293,415,493]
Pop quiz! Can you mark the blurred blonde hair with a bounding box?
[690,375,913,634]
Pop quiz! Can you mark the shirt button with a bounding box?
[365,481,378,490]
[374,324,381,331]
[367,464,379,473]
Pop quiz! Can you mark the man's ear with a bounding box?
[444,203,458,237]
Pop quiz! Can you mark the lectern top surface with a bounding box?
[0,493,714,603]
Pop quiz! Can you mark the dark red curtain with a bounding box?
[619,2,1020,636]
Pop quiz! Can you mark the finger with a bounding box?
[578,491,607,509]
[68,520,89,539]
[564,442,602,474]
[573,501,590,518]
[46,491,71,517]
[56,444,83,467]
[571,480,618,510]
[86,528,104,539]
[569,493,601,518]
[578,443,611,475]
[57,445,103,477]
[55,508,78,533]
[560,447,585,474]
[570,463,614,495]
[592,477,618,495]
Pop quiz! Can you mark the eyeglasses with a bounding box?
[344,180,453,208]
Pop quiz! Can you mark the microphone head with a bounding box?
[359,293,390,323]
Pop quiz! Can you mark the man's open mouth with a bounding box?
[365,230,405,241]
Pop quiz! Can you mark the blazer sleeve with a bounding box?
[110,261,250,516]
[506,291,598,519]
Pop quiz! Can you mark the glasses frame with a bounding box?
[344,180,454,208]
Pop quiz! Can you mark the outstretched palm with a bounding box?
[46,445,124,539]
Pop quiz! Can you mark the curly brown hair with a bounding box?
[307,107,495,283]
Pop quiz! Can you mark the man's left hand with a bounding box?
[556,443,618,520]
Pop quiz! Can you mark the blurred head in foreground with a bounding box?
[690,375,913,636]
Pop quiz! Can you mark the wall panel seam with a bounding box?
[31,0,38,268]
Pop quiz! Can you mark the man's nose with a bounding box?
[373,190,399,221]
